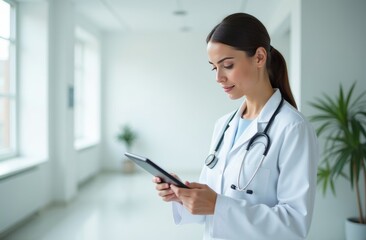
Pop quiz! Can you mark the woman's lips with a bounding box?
[223,85,234,93]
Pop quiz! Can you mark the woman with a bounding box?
[153,13,318,240]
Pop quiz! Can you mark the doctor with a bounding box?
[153,13,319,240]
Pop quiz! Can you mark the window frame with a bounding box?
[74,39,86,142]
[73,26,101,150]
[0,0,17,160]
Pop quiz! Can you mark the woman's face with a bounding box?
[207,41,259,100]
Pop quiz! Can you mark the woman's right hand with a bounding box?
[152,176,182,203]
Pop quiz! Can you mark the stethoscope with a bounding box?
[205,97,284,194]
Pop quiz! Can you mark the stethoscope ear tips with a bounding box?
[231,184,237,190]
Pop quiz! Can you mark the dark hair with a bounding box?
[206,13,297,109]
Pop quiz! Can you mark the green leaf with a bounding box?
[309,81,366,202]
[116,125,138,150]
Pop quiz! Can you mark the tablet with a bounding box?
[124,152,189,188]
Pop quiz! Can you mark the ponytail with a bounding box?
[268,47,297,109]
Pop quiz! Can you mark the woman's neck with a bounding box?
[242,84,274,119]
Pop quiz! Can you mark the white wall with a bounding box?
[102,33,240,173]
[0,164,50,234]
[48,0,78,203]
[268,0,302,108]
[48,0,102,199]
[300,0,366,115]
[300,0,366,239]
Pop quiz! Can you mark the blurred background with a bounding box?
[0,0,365,239]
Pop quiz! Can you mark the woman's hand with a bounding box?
[152,176,182,203]
[170,182,217,215]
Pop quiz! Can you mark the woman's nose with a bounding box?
[216,69,226,83]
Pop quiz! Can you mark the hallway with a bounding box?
[2,172,202,240]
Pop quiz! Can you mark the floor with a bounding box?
[2,172,203,240]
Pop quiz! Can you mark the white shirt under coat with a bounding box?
[172,89,319,240]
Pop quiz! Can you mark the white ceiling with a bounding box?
[72,0,278,34]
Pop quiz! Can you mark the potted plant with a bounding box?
[309,82,366,240]
[117,124,138,174]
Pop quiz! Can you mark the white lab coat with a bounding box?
[172,89,319,240]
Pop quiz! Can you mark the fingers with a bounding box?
[185,182,205,189]
[158,188,175,199]
[153,176,178,202]
[152,176,161,184]
[171,183,217,215]
[155,182,170,191]
[152,177,170,190]
[162,194,176,202]
[170,184,192,198]
[158,188,173,196]
[170,182,206,196]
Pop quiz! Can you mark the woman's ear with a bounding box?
[254,47,267,67]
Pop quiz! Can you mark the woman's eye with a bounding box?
[210,64,232,71]
[224,64,233,69]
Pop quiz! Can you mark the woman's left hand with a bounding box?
[170,182,217,215]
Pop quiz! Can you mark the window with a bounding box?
[0,0,16,159]
[74,40,85,142]
[74,27,100,149]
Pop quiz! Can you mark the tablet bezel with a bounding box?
[124,152,189,188]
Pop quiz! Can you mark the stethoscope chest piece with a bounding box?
[205,153,218,169]
[205,110,238,170]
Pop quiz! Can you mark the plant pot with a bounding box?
[345,217,366,240]
[122,159,136,174]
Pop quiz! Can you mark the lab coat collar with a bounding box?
[257,89,282,123]
[229,89,282,154]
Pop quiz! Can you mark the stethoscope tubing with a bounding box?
[207,96,284,193]
[235,152,266,192]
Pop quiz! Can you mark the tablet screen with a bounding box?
[124,152,188,188]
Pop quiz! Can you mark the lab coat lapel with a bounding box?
[229,118,258,154]
[228,98,258,154]
[218,109,241,165]
[229,89,283,154]
[210,109,241,194]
